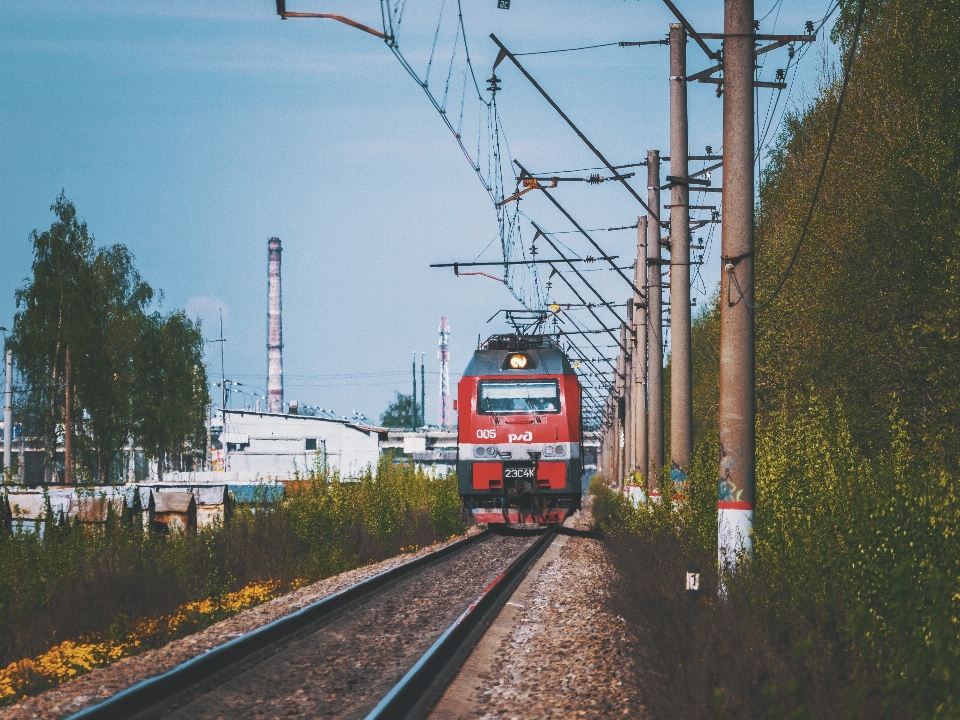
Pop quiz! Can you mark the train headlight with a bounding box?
[554,444,566,456]
[474,446,485,458]
[506,353,528,369]
[542,445,553,457]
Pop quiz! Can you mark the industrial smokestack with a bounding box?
[267,237,284,414]
[438,317,451,428]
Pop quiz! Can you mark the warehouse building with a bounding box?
[215,409,386,479]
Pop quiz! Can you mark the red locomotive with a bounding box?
[457,334,583,524]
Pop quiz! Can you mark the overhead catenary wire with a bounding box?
[513,38,667,56]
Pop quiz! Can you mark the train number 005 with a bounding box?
[476,429,497,439]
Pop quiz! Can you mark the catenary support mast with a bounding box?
[718,0,756,562]
[669,23,693,482]
[647,151,664,493]
[633,217,649,481]
[623,313,633,482]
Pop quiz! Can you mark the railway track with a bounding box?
[68,527,556,720]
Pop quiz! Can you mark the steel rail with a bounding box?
[67,531,491,720]
[364,527,558,720]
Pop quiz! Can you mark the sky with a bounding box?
[0,0,841,425]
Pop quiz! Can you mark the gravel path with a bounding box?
[431,510,647,719]
[151,533,535,719]
[2,530,485,720]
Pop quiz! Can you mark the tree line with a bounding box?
[6,194,208,483]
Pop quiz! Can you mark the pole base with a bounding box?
[718,504,754,569]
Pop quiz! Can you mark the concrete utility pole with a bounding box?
[669,23,693,482]
[64,345,73,484]
[615,343,626,484]
[646,151,664,493]
[623,315,633,482]
[3,350,12,477]
[599,411,606,480]
[633,216,649,481]
[718,0,756,562]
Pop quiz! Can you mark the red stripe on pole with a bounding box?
[718,501,755,510]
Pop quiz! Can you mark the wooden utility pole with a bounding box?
[64,344,74,484]
[646,151,664,494]
[633,216,648,482]
[3,350,12,477]
[718,0,756,561]
[670,23,693,482]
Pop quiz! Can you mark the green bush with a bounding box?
[600,399,960,717]
[752,399,960,716]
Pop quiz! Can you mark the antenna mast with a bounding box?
[438,317,451,428]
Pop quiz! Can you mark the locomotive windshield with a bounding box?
[478,380,561,414]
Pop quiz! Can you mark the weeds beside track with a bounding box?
[594,398,960,719]
[0,460,464,704]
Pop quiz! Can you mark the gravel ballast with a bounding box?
[157,533,535,719]
[431,511,647,719]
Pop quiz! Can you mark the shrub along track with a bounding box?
[68,530,546,720]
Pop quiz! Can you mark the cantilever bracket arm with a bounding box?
[275,1,387,39]
[452,264,504,283]
[659,0,719,60]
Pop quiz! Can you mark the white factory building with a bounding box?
[215,409,387,479]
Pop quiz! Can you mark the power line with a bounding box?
[514,38,668,56]
[741,0,867,311]
[515,41,623,56]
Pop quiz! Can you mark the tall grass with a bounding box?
[596,397,960,718]
[0,460,464,668]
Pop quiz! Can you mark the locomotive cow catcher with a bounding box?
[457,334,583,524]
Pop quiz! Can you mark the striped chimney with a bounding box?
[267,237,284,413]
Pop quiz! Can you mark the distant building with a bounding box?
[380,428,458,476]
[214,409,386,479]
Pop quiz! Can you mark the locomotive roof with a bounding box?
[463,335,576,377]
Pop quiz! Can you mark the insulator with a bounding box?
[487,73,501,93]
[805,20,815,33]
[587,174,603,184]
